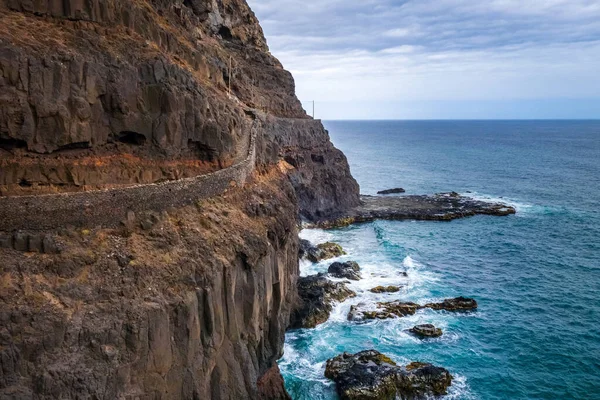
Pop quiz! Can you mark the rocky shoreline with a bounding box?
[312,192,516,229]
[291,203,504,399]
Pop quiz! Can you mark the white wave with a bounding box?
[463,191,532,213]
[299,228,334,244]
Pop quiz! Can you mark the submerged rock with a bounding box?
[377,188,406,195]
[329,261,362,280]
[301,241,346,263]
[325,350,453,400]
[290,274,356,328]
[425,297,478,311]
[369,285,401,293]
[409,324,443,338]
[348,301,420,321]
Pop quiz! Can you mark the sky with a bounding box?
[246,0,600,119]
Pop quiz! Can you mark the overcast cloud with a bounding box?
[246,0,600,119]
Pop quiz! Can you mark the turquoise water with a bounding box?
[279,121,600,399]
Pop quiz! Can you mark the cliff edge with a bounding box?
[0,0,359,399]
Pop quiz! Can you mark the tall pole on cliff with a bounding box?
[312,101,315,118]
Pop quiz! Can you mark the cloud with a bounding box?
[247,0,600,118]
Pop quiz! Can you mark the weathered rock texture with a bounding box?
[324,350,453,400]
[0,169,299,399]
[290,273,355,329]
[0,0,361,398]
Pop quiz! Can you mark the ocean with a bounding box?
[278,120,600,399]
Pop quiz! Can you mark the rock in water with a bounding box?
[328,261,362,280]
[409,324,443,338]
[291,274,356,328]
[425,296,478,311]
[304,242,346,262]
[325,350,453,400]
[369,285,402,293]
[348,301,421,321]
[377,188,406,195]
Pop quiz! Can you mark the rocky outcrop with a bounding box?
[314,193,516,228]
[300,241,346,263]
[409,324,443,338]
[328,261,362,281]
[324,350,453,400]
[425,297,478,311]
[369,286,402,294]
[290,273,355,329]
[259,116,360,220]
[348,297,477,321]
[377,188,405,195]
[348,301,420,321]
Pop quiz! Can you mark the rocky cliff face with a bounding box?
[0,0,360,398]
[0,169,298,399]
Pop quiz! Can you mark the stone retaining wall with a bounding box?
[0,123,258,232]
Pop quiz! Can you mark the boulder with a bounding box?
[425,297,477,312]
[290,274,356,328]
[325,350,452,400]
[328,261,361,281]
[303,241,346,263]
[369,286,401,294]
[348,301,420,321]
[377,188,406,195]
[409,324,443,338]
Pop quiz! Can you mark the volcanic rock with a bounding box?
[409,324,443,338]
[348,301,420,321]
[377,188,406,195]
[324,350,453,400]
[315,193,516,228]
[304,242,346,263]
[328,261,362,281]
[425,297,478,311]
[369,286,402,293]
[291,274,356,329]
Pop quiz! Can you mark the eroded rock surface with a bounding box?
[315,193,516,228]
[301,241,346,263]
[409,324,443,338]
[348,301,420,321]
[425,296,478,311]
[324,350,453,400]
[369,285,402,293]
[290,273,356,329]
[377,188,405,195]
[328,261,361,281]
[348,297,478,321]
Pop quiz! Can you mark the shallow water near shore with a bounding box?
[279,120,600,400]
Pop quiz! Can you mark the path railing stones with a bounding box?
[0,120,258,232]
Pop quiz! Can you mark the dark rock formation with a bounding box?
[328,261,361,281]
[314,193,516,228]
[290,273,356,329]
[425,297,478,311]
[409,324,443,338]
[348,297,478,321]
[0,0,362,398]
[302,241,346,263]
[370,286,402,293]
[324,350,453,400]
[0,172,301,399]
[259,116,360,220]
[348,301,420,321]
[377,188,405,195]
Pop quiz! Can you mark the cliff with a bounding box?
[0,0,360,398]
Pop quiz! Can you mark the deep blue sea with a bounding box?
[279,120,600,400]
